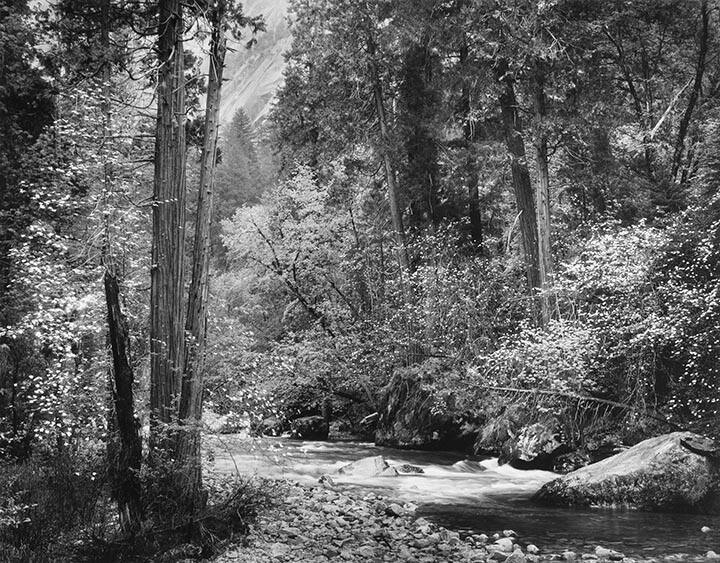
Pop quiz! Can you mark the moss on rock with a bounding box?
[534,432,720,513]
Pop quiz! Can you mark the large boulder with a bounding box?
[534,432,720,513]
[337,455,390,477]
[375,366,480,451]
[258,416,284,437]
[475,406,570,470]
[509,422,570,470]
[289,415,329,440]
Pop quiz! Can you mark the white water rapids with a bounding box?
[204,436,720,559]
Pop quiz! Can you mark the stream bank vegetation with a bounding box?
[1,0,720,559]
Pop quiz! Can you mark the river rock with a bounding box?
[494,537,514,553]
[375,365,480,451]
[318,474,335,487]
[707,551,720,559]
[354,545,375,558]
[681,435,720,458]
[553,450,592,473]
[337,455,390,477]
[509,422,569,470]
[452,460,487,473]
[475,406,569,470]
[269,542,291,557]
[534,432,720,513]
[290,416,329,440]
[413,538,431,549]
[396,463,425,474]
[595,546,624,560]
[527,544,540,554]
[379,466,399,477]
[505,550,527,563]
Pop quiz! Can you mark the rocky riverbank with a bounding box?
[211,481,718,562]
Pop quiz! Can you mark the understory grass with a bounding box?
[0,447,279,562]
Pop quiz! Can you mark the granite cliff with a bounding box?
[219,0,290,127]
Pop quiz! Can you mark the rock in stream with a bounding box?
[534,432,720,513]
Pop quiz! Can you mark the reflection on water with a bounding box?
[205,436,720,559]
[421,496,719,558]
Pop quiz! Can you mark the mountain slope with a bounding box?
[219,0,290,126]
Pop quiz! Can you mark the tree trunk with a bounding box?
[496,61,541,293]
[671,0,709,184]
[100,0,142,535]
[532,62,553,325]
[467,160,482,245]
[176,0,228,514]
[367,36,410,272]
[104,272,143,535]
[459,38,483,246]
[588,128,611,215]
[150,0,186,429]
[401,36,439,224]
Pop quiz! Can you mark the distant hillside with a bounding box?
[219,0,290,127]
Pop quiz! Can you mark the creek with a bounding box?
[206,436,720,559]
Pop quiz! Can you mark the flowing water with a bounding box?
[206,436,720,559]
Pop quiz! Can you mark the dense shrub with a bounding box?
[216,171,531,426]
[656,197,720,433]
[0,447,107,559]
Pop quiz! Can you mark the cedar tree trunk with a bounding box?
[496,61,541,293]
[176,0,228,513]
[150,0,187,428]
